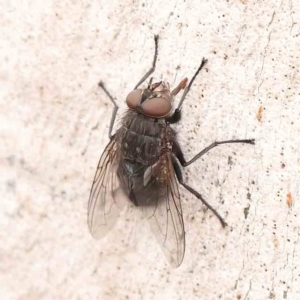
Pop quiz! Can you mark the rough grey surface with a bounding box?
[1,1,300,299]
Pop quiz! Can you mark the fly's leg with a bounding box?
[173,139,255,167]
[172,58,254,162]
[172,157,227,227]
[134,35,159,89]
[98,82,118,140]
[172,139,255,226]
[177,57,208,110]
[165,109,182,124]
[169,58,207,124]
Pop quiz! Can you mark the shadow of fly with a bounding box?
[88,35,255,267]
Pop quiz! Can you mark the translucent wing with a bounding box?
[88,138,126,239]
[142,153,185,267]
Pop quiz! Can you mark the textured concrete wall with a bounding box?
[1,1,300,299]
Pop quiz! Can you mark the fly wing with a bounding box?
[143,153,185,268]
[88,138,127,239]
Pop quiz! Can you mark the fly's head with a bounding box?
[126,81,174,118]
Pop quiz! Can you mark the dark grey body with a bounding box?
[87,40,253,266]
[115,110,175,207]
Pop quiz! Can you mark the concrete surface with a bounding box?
[1,0,300,299]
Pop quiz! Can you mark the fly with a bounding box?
[88,35,255,267]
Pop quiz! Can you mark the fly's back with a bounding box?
[116,110,167,165]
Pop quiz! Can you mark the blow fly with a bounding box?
[88,35,254,267]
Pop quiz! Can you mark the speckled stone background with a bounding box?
[1,1,300,299]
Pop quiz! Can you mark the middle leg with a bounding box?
[173,139,255,167]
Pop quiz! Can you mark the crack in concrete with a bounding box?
[255,12,275,97]
[269,269,277,299]
[243,278,253,300]
[234,258,246,289]
[290,232,300,287]
[268,11,276,29]
[237,25,247,43]
[289,0,295,33]
[260,30,273,78]
[81,121,100,156]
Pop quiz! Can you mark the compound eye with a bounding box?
[126,89,142,109]
[141,97,172,117]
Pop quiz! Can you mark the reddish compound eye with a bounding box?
[126,89,142,109]
[141,97,172,117]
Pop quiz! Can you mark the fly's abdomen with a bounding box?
[117,157,162,207]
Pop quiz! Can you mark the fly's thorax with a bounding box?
[117,126,161,164]
[115,111,176,165]
[126,81,173,118]
[120,110,167,137]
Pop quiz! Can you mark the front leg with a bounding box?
[134,35,159,90]
[98,82,119,140]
